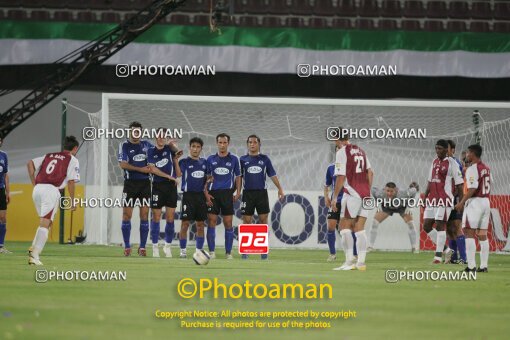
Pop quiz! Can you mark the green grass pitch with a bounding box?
[1,242,509,340]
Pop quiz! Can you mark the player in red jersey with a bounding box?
[331,132,373,271]
[455,144,491,273]
[423,139,464,264]
[26,136,80,265]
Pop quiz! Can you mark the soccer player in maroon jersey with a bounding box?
[423,139,464,264]
[26,136,80,265]
[331,133,374,271]
[455,144,491,273]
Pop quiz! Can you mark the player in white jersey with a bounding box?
[454,144,491,273]
[331,133,374,271]
[26,136,80,265]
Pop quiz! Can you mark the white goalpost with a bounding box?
[83,94,510,253]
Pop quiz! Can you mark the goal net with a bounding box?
[83,94,510,252]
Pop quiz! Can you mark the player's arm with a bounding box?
[233,176,242,201]
[452,160,464,202]
[455,166,476,211]
[167,139,183,157]
[204,177,214,206]
[5,173,9,204]
[424,163,433,198]
[119,161,150,174]
[173,158,182,178]
[118,142,149,173]
[232,157,242,201]
[332,148,347,212]
[324,185,331,208]
[27,160,37,186]
[270,176,284,201]
[324,168,333,208]
[148,164,176,182]
[366,156,373,188]
[455,188,476,211]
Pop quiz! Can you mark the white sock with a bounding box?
[435,231,446,259]
[427,229,437,245]
[340,229,354,262]
[165,242,171,247]
[153,243,158,247]
[407,221,417,248]
[32,227,49,259]
[479,239,489,269]
[355,230,367,264]
[369,220,379,246]
[466,238,476,269]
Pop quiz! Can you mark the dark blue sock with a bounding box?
[165,221,175,243]
[121,221,131,249]
[449,239,458,261]
[0,223,6,246]
[327,230,336,255]
[196,236,204,250]
[150,221,160,244]
[140,221,149,249]
[207,228,216,252]
[352,231,358,256]
[179,238,187,249]
[225,229,234,254]
[457,235,467,261]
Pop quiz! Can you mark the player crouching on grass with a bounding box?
[324,156,358,262]
[27,136,80,265]
[368,182,419,253]
[454,144,491,273]
[176,137,208,258]
[331,133,373,271]
[147,128,183,258]
[240,135,284,260]
[423,139,464,264]
[0,136,10,254]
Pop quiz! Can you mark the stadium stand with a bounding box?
[0,0,509,32]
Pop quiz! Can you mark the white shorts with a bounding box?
[424,206,452,222]
[32,184,61,221]
[462,197,491,230]
[340,194,369,219]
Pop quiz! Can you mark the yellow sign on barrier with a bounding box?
[6,183,85,242]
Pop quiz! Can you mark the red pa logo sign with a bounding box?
[238,224,269,254]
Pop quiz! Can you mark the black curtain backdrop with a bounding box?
[1,65,509,100]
